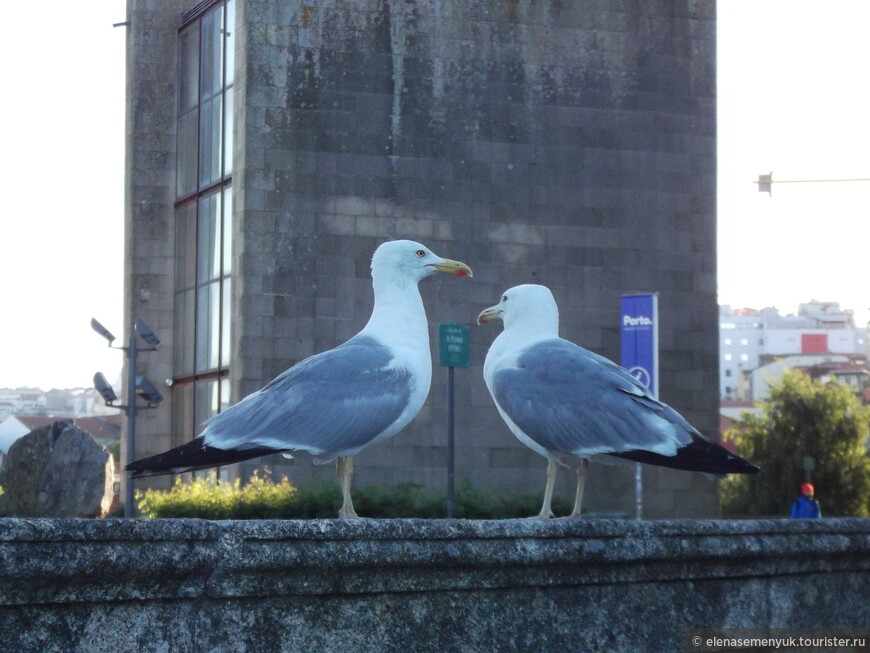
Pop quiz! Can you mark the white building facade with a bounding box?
[719,301,869,401]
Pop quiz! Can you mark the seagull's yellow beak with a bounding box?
[427,258,473,278]
[477,305,503,325]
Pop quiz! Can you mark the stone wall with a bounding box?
[1,518,868,652]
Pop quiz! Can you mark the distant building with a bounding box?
[0,387,119,422]
[0,388,46,420]
[719,302,869,402]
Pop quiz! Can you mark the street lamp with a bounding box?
[135,376,164,407]
[93,372,119,405]
[134,318,161,349]
[91,317,163,518]
[755,172,870,195]
[90,318,116,345]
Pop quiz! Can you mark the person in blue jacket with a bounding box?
[790,483,822,519]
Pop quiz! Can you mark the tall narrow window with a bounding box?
[173,0,235,448]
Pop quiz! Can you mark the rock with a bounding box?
[0,421,115,518]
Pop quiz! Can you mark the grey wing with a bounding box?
[492,339,697,457]
[202,336,413,456]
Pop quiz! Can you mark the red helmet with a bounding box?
[801,483,814,495]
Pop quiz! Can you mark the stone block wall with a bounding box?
[1,518,868,652]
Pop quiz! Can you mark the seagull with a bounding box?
[478,284,759,519]
[127,240,472,518]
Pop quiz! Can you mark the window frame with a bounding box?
[172,0,235,446]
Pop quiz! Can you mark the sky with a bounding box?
[0,1,867,390]
[716,1,870,323]
[0,3,127,390]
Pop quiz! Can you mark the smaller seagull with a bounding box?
[478,284,759,519]
[127,240,472,519]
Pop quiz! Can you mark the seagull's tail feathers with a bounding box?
[126,438,284,478]
[608,434,760,476]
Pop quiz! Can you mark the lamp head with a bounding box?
[136,376,164,407]
[135,318,161,348]
[93,372,118,405]
[90,318,116,345]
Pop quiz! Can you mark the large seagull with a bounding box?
[128,240,472,518]
[478,284,759,518]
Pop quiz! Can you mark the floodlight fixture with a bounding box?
[93,372,119,405]
[90,315,164,517]
[91,318,116,345]
[136,376,164,407]
[135,318,161,348]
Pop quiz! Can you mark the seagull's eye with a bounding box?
[415,249,426,258]
[502,295,508,302]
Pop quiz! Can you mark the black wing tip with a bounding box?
[608,435,760,476]
[126,439,283,478]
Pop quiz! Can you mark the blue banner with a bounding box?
[620,293,658,398]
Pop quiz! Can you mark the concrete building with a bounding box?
[123,0,720,517]
[0,387,117,422]
[719,302,869,401]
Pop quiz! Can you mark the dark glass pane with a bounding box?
[200,8,223,100]
[179,25,200,113]
[171,382,195,446]
[196,282,221,371]
[175,203,197,290]
[198,95,222,187]
[219,377,231,413]
[223,88,234,177]
[221,277,232,367]
[225,0,235,87]
[173,290,195,376]
[177,110,199,197]
[196,192,221,284]
[194,379,219,436]
[222,185,233,274]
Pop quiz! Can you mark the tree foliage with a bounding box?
[721,370,870,517]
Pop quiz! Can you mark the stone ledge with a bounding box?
[1,518,868,604]
[1,518,867,652]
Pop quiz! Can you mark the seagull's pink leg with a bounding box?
[336,456,359,519]
[531,459,558,519]
[565,458,589,519]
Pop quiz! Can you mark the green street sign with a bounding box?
[803,456,816,472]
[439,322,471,368]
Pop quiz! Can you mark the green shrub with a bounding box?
[136,471,299,519]
[135,473,570,519]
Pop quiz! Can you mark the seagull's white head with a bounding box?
[371,240,472,284]
[477,284,559,336]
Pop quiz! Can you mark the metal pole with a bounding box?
[446,365,455,518]
[125,334,138,518]
[635,463,643,520]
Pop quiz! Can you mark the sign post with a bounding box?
[803,455,815,482]
[620,293,658,520]
[439,323,471,517]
